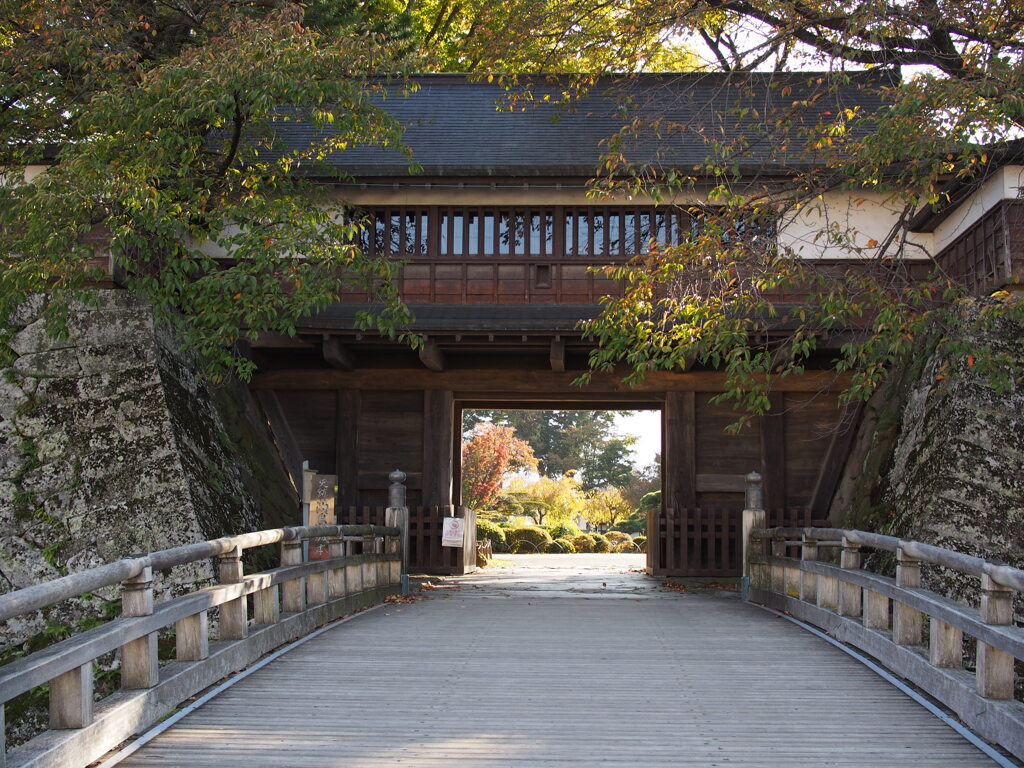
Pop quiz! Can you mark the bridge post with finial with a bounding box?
[385,469,410,594]
[741,471,766,600]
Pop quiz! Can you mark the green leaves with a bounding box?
[1,1,418,381]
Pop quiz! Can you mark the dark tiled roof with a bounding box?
[274,71,895,178]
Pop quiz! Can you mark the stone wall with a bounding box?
[0,290,296,727]
[833,299,1024,607]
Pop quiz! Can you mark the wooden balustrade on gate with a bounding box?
[649,505,828,577]
[337,506,477,575]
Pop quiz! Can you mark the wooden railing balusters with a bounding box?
[838,537,862,617]
[218,545,247,641]
[49,664,92,730]
[253,580,280,626]
[862,589,890,631]
[120,565,158,689]
[328,535,346,598]
[799,534,818,603]
[977,573,1015,699]
[0,521,403,768]
[281,539,305,613]
[748,521,1024,762]
[176,611,209,661]
[892,546,922,646]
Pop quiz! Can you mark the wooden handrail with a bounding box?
[0,520,407,768]
[761,526,1022,588]
[746,519,1024,761]
[0,524,397,622]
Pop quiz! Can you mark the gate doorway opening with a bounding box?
[457,407,661,568]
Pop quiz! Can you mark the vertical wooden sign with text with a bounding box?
[303,470,337,560]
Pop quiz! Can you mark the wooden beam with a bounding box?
[323,337,355,370]
[809,401,864,520]
[250,331,315,349]
[252,368,854,393]
[419,339,445,371]
[549,338,566,372]
[255,390,304,492]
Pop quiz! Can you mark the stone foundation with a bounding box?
[0,290,295,744]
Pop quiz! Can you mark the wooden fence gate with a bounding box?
[649,506,827,577]
[339,505,477,575]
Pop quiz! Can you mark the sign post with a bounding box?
[441,516,465,548]
[302,465,338,561]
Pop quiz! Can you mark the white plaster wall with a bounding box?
[776,190,933,260]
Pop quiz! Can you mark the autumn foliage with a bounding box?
[460,422,537,509]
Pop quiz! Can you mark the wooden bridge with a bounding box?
[2,480,1023,768]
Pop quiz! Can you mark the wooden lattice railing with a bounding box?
[0,522,404,768]
[739,474,1024,761]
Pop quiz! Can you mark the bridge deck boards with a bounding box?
[117,559,1002,767]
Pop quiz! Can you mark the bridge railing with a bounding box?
[740,480,1024,761]
[0,521,405,768]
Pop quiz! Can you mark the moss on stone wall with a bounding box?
[0,290,296,748]
[834,298,1024,610]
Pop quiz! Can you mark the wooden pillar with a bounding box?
[930,619,963,669]
[253,584,280,625]
[120,566,158,689]
[50,664,92,729]
[863,591,890,630]
[336,390,361,508]
[799,535,818,603]
[328,536,346,598]
[218,546,247,641]
[816,574,839,612]
[281,540,306,613]
[422,390,454,508]
[977,574,1014,698]
[176,612,209,661]
[838,538,862,617]
[663,392,696,510]
[892,547,922,646]
[759,392,786,512]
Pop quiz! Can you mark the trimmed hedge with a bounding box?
[604,531,631,546]
[633,535,647,553]
[547,537,577,554]
[477,519,508,553]
[591,533,612,553]
[506,526,554,553]
[570,533,597,553]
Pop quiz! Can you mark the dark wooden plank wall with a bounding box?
[268,379,849,577]
[935,199,1024,295]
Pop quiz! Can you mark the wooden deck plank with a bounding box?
[118,558,1002,768]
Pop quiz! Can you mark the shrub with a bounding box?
[615,540,640,553]
[506,526,554,553]
[570,534,596,553]
[591,533,612,553]
[547,521,582,540]
[476,519,508,552]
[633,535,647,553]
[605,531,631,546]
[547,537,577,554]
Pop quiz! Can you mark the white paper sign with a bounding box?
[441,516,465,548]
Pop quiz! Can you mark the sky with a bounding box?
[614,410,661,468]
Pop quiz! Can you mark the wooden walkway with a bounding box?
[117,555,1004,767]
